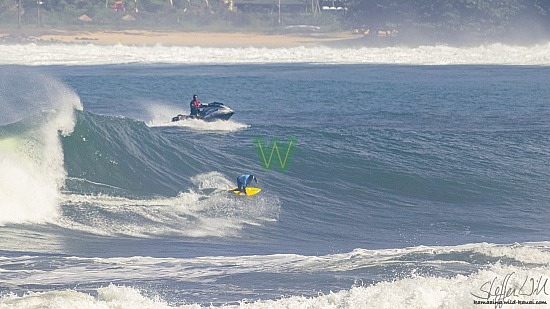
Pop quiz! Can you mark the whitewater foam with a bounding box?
[474,242,550,265]
[1,244,549,309]
[162,118,249,132]
[0,285,176,309]
[2,43,550,65]
[191,171,235,190]
[0,69,82,225]
[150,118,249,133]
[58,172,279,237]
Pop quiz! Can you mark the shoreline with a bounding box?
[0,28,364,48]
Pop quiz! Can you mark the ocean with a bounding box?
[0,42,550,308]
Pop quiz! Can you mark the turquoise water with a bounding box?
[1,63,549,308]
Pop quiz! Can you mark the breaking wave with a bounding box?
[1,43,550,65]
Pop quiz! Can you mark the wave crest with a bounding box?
[2,43,550,65]
[0,69,81,224]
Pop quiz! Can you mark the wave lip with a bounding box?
[0,69,82,225]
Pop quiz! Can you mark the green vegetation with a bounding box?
[1,0,549,43]
[348,0,550,44]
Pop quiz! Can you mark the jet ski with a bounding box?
[171,102,234,122]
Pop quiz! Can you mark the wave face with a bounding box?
[1,43,550,65]
[58,111,280,238]
[0,63,550,308]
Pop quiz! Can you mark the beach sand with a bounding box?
[0,28,363,48]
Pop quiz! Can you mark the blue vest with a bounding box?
[237,175,253,186]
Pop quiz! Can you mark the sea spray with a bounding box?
[0,68,82,224]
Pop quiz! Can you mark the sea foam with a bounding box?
[1,43,550,66]
[1,261,548,309]
[0,69,82,224]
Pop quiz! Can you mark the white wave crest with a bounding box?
[156,118,249,132]
[2,43,550,65]
[1,262,549,309]
[0,69,82,225]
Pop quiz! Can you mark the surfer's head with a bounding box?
[193,94,198,99]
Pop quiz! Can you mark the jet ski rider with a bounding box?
[190,94,207,118]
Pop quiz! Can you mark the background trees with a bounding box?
[348,0,550,43]
[1,0,549,44]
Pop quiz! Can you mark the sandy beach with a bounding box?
[0,28,362,47]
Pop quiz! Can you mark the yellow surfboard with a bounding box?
[230,187,262,196]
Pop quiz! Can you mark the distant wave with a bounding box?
[1,43,550,65]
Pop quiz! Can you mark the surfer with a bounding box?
[237,174,258,195]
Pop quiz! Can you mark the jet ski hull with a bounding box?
[171,102,234,123]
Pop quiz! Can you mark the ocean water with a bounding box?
[1,43,550,308]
